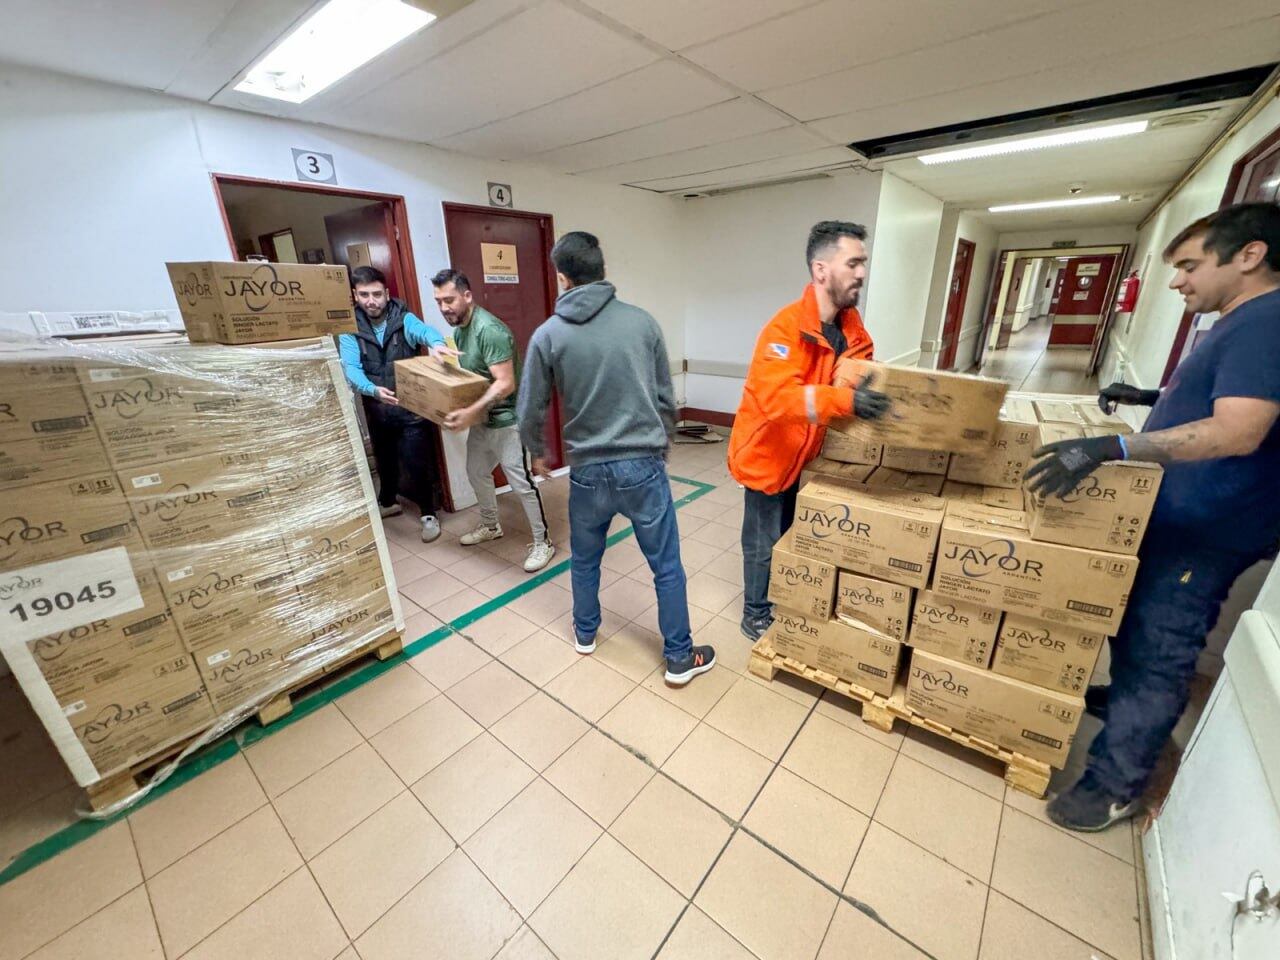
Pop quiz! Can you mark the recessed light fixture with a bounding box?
[235,0,435,103]
[989,195,1123,213]
[919,120,1149,165]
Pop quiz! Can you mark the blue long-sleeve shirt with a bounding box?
[338,312,447,397]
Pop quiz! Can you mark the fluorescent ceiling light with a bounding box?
[235,0,434,103]
[919,120,1149,165]
[989,195,1122,213]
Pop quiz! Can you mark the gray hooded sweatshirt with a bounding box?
[517,281,675,466]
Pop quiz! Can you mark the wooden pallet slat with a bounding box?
[255,629,403,726]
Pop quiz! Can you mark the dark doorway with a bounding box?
[939,238,975,370]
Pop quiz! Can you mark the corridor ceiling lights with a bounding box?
[235,0,435,103]
[989,195,1123,213]
[918,120,1149,165]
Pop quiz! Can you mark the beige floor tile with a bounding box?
[704,677,811,761]
[679,495,728,521]
[490,691,590,771]
[244,704,364,798]
[600,687,698,766]
[1003,786,1135,864]
[544,657,636,722]
[0,821,141,960]
[494,925,557,960]
[430,586,489,623]
[641,660,737,719]
[412,733,536,842]
[844,824,987,960]
[689,521,740,551]
[686,571,743,615]
[391,553,435,588]
[817,903,931,959]
[900,726,1007,800]
[274,743,404,858]
[500,629,581,686]
[981,891,1118,960]
[531,834,684,960]
[693,617,754,671]
[370,694,483,783]
[310,791,456,938]
[600,541,650,575]
[545,730,654,827]
[25,886,161,960]
[593,621,667,681]
[449,548,512,584]
[661,724,774,820]
[545,606,628,646]
[335,663,438,738]
[635,599,717,639]
[611,776,734,898]
[333,948,358,960]
[598,576,657,620]
[991,809,1140,960]
[147,806,301,959]
[657,907,756,959]
[181,867,347,960]
[677,538,728,574]
[742,668,824,708]
[812,691,905,750]
[743,767,868,889]
[463,779,602,916]
[781,713,896,815]
[875,755,1003,881]
[447,660,537,726]
[400,570,468,610]
[477,565,539,599]
[508,582,574,626]
[402,607,444,644]
[129,754,266,878]
[357,850,521,960]
[696,833,837,960]
[408,632,492,688]
[699,550,744,586]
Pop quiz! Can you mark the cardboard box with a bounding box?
[828,361,1008,453]
[393,356,490,425]
[1033,399,1087,425]
[0,382,93,445]
[992,614,1106,695]
[791,479,945,589]
[167,261,356,344]
[798,457,876,490]
[820,431,882,466]
[768,608,902,697]
[932,504,1138,633]
[907,589,1002,668]
[0,427,111,491]
[767,530,837,619]
[1077,404,1134,434]
[0,472,142,571]
[866,467,946,496]
[941,480,984,504]
[1024,424,1162,555]
[290,578,398,662]
[192,624,309,712]
[835,570,912,640]
[981,486,1025,511]
[880,445,950,475]
[905,650,1084,767]
[283,517,385,596]
[946,397,1038,488]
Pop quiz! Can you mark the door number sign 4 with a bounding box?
[293,148,338,185]
[488,182,514,208]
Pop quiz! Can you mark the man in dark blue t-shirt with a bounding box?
[1026,202,1280,832]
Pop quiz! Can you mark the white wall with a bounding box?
[920,210,998,370]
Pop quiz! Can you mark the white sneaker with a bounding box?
[523,540,555,573]
[460,523,503,546]
[379,503,402,518]
[421,515,441,543]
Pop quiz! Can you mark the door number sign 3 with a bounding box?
[293,148,338,184]
[488,182,514,208]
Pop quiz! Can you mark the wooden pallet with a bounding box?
[749,639,1051,798]
[255,629,403,725]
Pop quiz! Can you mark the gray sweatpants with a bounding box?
[466,423,548,543]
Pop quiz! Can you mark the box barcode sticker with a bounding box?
[206,650,231,666]
[166,566,193,583]
[0,547,143,646]
[131,473,162,489]
[63,700,87,717]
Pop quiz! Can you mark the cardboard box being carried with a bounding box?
[880,445,950,475]
[799,457,876,490]
[767,530,837,620]
[835,570,912,641]
[907,589,1002,668]
[820,431,882,466]
[167,262,356,344]
[932,504,1138,633]
[792,479,945,589]
[829,360,1008,453]
[866,467,946,496]
[394,356,490,425]
[1024,423,1162,556]
[905,650,1084,767]
[768,608,902,697]
[992,614,1106,695]
[946,397,1038,489]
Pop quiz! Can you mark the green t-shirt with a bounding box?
[454,305,519,428]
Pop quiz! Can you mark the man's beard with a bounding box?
[828,280,860,310]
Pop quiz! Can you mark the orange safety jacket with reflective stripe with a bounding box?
[728,284,874,495]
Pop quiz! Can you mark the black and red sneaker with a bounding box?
[664,645,716,687]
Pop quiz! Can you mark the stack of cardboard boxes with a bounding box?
[0,262,402,792]
[764,361,1161,769]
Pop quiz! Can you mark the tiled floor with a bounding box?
[978,319,1100,395]
[0,439,1145,960]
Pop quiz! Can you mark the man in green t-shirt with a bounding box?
[431,269,553,572]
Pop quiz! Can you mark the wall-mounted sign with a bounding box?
[1076,263,1102,276]
[1072,292,1090,300]
[1051,240,1077,248]
[481,242,519,284]
[293,148,337,184]
[488,182,514,208]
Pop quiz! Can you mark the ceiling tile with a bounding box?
[577,125,830,183]
[630,146,856,192]
[576,0,815,51]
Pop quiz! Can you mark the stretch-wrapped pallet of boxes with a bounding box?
[0,335,404,798]
[763,365,1162,772]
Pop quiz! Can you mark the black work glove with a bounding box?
[1025,434,1125,499]
[1098,381,1160,414]
[853,374,891,420]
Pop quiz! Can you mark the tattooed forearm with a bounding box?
[1126,417,1241,463]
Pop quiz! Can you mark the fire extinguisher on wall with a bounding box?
[1116,270,1141,312]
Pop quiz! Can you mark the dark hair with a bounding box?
[430,268,471,292]
[350,265,387,288]
[806,220,867,267]
[1163,202,1280,271]
[550,231,605,285]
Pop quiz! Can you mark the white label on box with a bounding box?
[131,473,162,488]
[166,565,193,583]
[206,649,231,666]
[88,367,130,382]
[291,537,314,551]
[0,547,143,646]
[63,700,86,717]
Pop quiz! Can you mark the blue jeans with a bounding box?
[741,484,798,622]
[569,457,692,662]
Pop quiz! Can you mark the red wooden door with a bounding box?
[441,203,564,469]
[975,253,1009,367]
[996,258,1029,348]
[325,203,404,300]
[1048,255,1116,346]
[939,238,975,370]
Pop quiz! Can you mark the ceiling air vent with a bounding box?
[1150,110,1219,129]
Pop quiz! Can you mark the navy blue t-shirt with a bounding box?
[1144,286,1280,555]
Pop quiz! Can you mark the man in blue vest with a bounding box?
[338,266,451,543]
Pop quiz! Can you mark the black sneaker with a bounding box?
[1046,772,1140,832]
[1084,684,1110,722]
[665,645,716,687]
[740,613,773,642]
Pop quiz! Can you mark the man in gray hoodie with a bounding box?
[517,232,715,686]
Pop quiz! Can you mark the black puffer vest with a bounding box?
[354,298,415,390]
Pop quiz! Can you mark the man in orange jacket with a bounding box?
[729,221,890,640]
